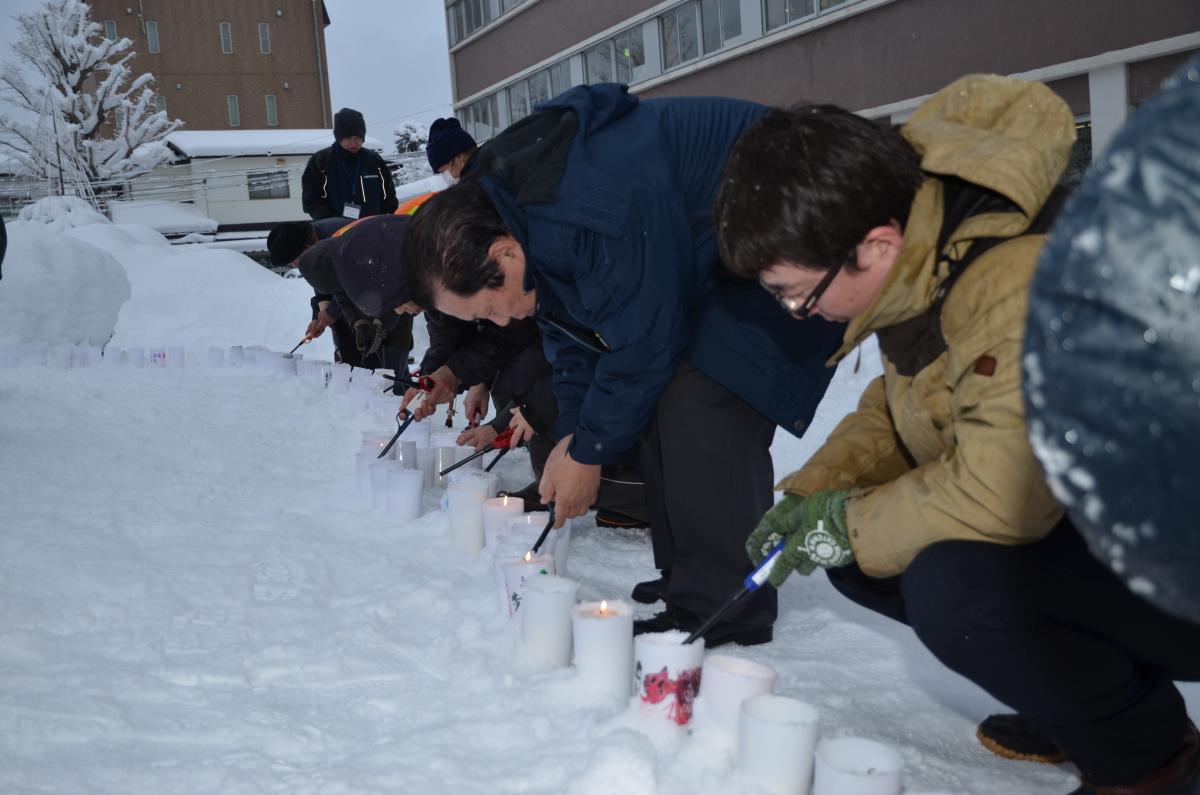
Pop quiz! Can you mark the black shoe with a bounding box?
[632,605,772,649]
[631,571,671,604]
[596,510,648,529]
[498,482,547,513]
[1068,721,1198,794]
[977,714,1067,764]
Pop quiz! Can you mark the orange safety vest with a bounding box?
[330,191,435,238]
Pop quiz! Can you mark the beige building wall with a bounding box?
[89,0,333,130]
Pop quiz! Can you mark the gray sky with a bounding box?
[1,0,455,147]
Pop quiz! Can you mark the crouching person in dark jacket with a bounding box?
[402,85,844,647]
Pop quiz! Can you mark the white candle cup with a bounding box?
[101,347,122,367]
[406,421,432,449]
[415,447,438,488]
[229,345,244,367]
[504,512,569,572]
[368,393,388,419]
[491,540,531,612]
[698,655,778,737]
[361,433,395,459]
[431,430,461,449]
[447,476,490,554]
[277,355,297,377]
[20,346,48,367]
[634,631,706,727]
[328,362,351,393]
[456,445,484,469]
[813,737,904,795]
[385,468,424,522]
[0,346,18,369]
[84,346,103,367]
[520,575,579,667]
[168,346,186,368]
[148,348,169,367]
[127,346,145,368]
[69,346,88,368]
[483,496,525,551]
[206,347,225,368]
[572,599,634,702]
[370,461,399,511]
[737,695,821,795]
[498,523,557,561]
[434,446,458,486]
[502,552,555,617]
[397,440,419,470]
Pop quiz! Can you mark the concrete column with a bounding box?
[1088,63,1130,160]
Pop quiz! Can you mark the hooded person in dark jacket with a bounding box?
[301,108,399,221]
[402,84,844,646]
[1024,55,1200,626]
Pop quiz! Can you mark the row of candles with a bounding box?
[355,429,953,795]
[9,341,953,794]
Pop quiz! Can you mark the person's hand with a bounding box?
[745,491,853,586]
[507,407,536,448]
[457,425,498,452]
[399,365,461,421]
[305,317,327,339]
[316,308,336,327]
[539,434,600,528]
[464,383,490,426]
[353,319,373,353]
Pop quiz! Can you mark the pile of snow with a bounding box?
[397,173,445,202]
[108,199,218,236]
[0,223,130,345]
[15,195,108,230]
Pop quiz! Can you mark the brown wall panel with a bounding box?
[89,0,332,129]
[1129,49,1199,105]
[451,0,657,99]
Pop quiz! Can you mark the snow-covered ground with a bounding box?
[0,213,1195,794]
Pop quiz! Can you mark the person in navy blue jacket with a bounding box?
[403,84,843,646]
[301,108,398,221]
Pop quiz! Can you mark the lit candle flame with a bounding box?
[524,551,532,562]
[599,600,608,615]
[502,495,509,506]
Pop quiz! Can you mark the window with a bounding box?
[507,82,530,123]
[248,170,290,200]
[701,0,742,53]
[463,93,500,142]
[146,20,160,53]
[500,0,526,11]
[113,107,125,130]
[154,95,166,114]
[258,22,271,54]
[265,94,278,127]
[227,95,240,127]
[219,21,233,54]
[104,20,117,39]
[816,0,853,10]
[661,3,701,69]
[586,27,645,84]
[764,0,812,30]
[446,0,494,45]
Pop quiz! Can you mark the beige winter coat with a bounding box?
[778,75,1076,577]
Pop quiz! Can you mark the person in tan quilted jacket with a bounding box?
[714,74,1200,795]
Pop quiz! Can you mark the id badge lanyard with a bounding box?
[337,153,363,205]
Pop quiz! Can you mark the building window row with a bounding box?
[248,170,290,200]
[458,0,866,124]
[224,95,281,128]
[102,18,282,56]
[447,0,531,47]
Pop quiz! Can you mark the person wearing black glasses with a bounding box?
[715,75,1199,795]
[401,84,845,647]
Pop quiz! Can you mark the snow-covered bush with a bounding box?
[15,195,108,231]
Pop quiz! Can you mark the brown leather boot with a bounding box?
[1069,721,1200,795]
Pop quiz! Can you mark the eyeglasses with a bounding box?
[770,261,844,320]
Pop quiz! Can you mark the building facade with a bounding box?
[446,0,1200,173]
[88,0,334,131]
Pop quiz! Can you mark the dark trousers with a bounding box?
[639,362,777,629]
[329,316,363,368]
[827,519,1200,785]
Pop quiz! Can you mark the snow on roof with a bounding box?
[165,130,385,158]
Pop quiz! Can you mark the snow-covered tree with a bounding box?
[393,120,428,155]
[0,0,181,194]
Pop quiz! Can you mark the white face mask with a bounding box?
[441,171,459,188]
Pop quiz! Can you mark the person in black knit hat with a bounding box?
[301,108,399,221]
[427,117,477,187]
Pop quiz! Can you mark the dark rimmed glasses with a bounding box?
[767,261,844,321]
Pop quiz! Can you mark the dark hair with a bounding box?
[402,178,509,308]
[714,105,923,279]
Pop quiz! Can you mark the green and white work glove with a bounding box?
[745,491,854,587]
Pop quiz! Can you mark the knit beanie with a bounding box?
[267,221,312,266]
[333,107,367,142]
[427,117,476,172]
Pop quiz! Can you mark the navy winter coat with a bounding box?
[301,144,398,220]
[479,84,843,466]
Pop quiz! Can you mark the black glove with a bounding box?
[354,321,372,353]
